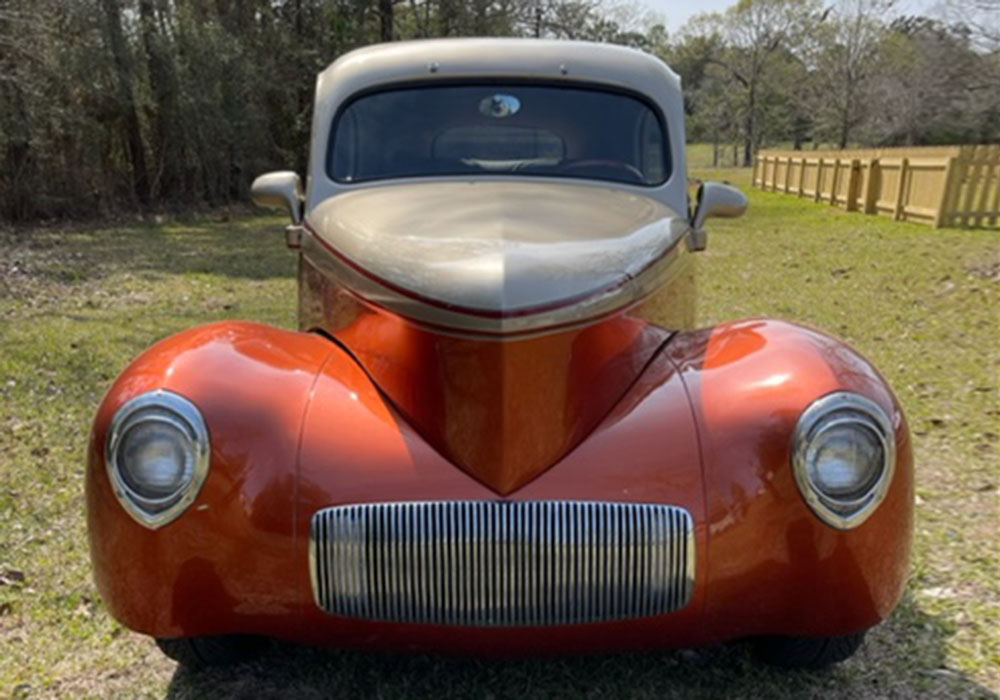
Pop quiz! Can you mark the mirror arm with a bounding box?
[288,184,304,224]
[689,226,708,252]
[688,183,708,251]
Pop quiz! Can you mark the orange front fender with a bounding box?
[667,318,913,640]
[86,322,335,638]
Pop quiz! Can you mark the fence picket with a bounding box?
[814,158,824,203]
[961,151,984,228]
[846,160,860,212]
[894,158,909,221]
[974,146,995,228]
[864,159,879,214]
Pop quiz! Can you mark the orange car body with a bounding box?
[87,315,912,653]
[86,39,912,657]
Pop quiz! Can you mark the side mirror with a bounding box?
[251,171,304,224]
[689,182,748,251]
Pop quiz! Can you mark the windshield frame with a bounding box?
[325,78,672,188]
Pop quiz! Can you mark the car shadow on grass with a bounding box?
[164,593,998,700]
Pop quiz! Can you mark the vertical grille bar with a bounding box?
[310,501,694,626]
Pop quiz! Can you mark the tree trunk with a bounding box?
[839,88,852,150]
[743,81,756,167]
[101,0,150,205]
[839,83,852,149]
[379,0,394,41]
[140,0,183,199]
[473,0,488,34]
[2,82,34,221]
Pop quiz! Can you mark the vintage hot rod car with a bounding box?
[87,39,913,670]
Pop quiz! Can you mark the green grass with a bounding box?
[686,142,747,169]
[1,172,998,699]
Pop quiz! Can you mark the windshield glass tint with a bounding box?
[330,84,669,186]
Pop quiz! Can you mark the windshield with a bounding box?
[329,83,670,187]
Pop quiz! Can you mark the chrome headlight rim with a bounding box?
[792,391,896,530]
[106,389,210,529]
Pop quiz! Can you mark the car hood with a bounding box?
[304,180,689,331]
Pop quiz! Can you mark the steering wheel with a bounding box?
[562,159,645,182]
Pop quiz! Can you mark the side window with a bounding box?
[332,110,358,182]
[639,111,665,184]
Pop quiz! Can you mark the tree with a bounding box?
[705,0,819,165]
[943,0,1000,51]
[100,0,151,204]
[806,0,888,148]
[865,17,998,144]
[2,0,996,224]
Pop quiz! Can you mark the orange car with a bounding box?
[86,39,913,670]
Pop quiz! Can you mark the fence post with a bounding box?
[815,158,824,202]
[784,158,793,193]
[935,156,959,228]
[990,145,1000,226]
[846,159,861,212]
[864,159,879,214]
[829,159,841,206]
[772,157,781,192]
[797,157,807,197]
[893,158,909,221]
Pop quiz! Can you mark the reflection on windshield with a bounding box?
[330,84,670,187]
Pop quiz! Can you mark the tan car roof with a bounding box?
[315,38,681,103]
[305,39,688,214]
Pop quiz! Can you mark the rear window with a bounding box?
[329,83,670,187]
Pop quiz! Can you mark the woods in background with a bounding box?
[671,0,1000,167]
[1,0,997,221]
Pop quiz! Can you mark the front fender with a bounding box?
[86,321,335,637]
[667,318,914,639]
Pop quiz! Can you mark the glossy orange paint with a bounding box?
[299,254,672,494]
[333,309,671,494]
[87,316,912,652]
[87,322,335,639]
[667,319,913,639]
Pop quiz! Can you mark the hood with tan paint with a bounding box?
[304,181,689,335]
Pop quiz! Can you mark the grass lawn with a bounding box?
[686,142,747,169]
[1,167,997,699]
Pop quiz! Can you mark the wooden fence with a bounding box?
[752,145,1000,228]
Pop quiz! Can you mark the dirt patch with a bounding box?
[966,259,1000,282]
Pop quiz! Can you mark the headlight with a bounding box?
[106,390,210,529]
[792,392,895,529]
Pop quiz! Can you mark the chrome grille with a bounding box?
[310,501,695,626]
